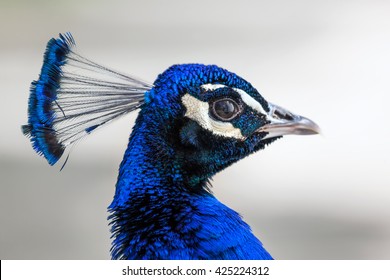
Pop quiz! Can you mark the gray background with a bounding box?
[1,0,389,259]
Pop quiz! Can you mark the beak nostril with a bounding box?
[273,110,294,121]
[272,110,283,119]
[284,113,294,121]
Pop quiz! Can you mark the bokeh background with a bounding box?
[1,0,389,259]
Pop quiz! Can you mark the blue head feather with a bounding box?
[23,33,148,166]
[22,33,74,165]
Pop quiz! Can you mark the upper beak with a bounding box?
[258,102,320,140]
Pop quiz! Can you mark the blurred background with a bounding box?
[1,0,389,259]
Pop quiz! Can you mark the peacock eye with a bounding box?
[210,98,241,121]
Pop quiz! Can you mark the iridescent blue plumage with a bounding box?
[22,33,74,165]
[23,33,319,260]
[108,65,273,259]
[23,33,148,166]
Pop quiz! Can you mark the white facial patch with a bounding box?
[201,83,268,115]
[181,93,245,140]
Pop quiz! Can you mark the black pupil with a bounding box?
[214,99,238,120]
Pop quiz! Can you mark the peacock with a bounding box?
[22,33,319,260]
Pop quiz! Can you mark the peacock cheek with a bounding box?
[179,120,202,148]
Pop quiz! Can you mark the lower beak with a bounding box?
[258,102,320,140]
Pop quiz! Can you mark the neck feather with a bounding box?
[108,111,272,260]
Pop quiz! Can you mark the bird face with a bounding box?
[145,64,319,182]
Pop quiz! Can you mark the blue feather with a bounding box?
[23,33,150,166]
[22,33,74,165]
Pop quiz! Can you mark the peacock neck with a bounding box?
[108,110,272,260]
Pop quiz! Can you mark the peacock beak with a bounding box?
[258,102,320,140]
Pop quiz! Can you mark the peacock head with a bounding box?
[23,34,319,183]
[140,64,320,182]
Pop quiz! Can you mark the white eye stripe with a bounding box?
[201,83,268,115]
[232,88,268,115]
[181,93,245,140]
[200,84,226,91]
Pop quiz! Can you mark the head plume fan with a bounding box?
[22,33,152,166]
